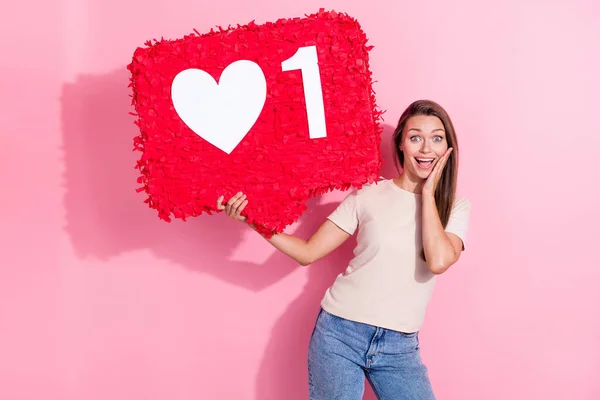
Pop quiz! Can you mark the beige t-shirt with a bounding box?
[321,178,471,333]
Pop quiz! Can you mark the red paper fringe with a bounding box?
[127,8,384,237]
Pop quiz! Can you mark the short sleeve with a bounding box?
[327,190,359,235]
[445,196,471,250]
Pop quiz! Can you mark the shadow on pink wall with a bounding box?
[60,67,398,399]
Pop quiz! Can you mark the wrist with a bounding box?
[246,221,269,238]
[422,191,435,200]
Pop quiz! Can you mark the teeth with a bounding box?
[416,158,434,162]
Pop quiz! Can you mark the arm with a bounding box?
[421,147,465,275]
[421,194,463,275]
[249,220,351,266]
[217,192,352,266]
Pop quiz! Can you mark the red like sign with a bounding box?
[128,9,383,237]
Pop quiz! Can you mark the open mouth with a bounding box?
[415,157,435,169]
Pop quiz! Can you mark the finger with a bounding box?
[432,156,444,175]
[225,200,233,216]
[436,159,448,178]
[216,195,225,210]
[429,159,446,185]
[231,193,247,212]
[235,200,249,219]
[442,148,453,167]
[228,192,243,206]
[225,192,243,216]
[436,149,452,172]
[226,192,243,207]
[439,155,449,171]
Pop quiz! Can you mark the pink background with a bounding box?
[1,0,599,399]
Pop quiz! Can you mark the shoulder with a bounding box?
[353,177,390,198]
[333,178,388,210]
[453,195,471,209]
[446,195,472,247]
[449,195,472,221]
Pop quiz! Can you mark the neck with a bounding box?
[393,172,424,194]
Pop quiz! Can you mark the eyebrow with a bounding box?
[407,128,446,133]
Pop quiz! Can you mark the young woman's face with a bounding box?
[400,115,448,180]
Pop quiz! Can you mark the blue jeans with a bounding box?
[308,308,436,400]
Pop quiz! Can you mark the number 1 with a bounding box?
[281,46,327,139]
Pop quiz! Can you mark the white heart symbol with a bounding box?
[171,60,267,154]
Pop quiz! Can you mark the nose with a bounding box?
[420,139,431,153]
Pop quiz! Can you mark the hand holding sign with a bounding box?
[128,9,383,237]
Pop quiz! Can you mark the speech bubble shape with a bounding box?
[128,9,384,237]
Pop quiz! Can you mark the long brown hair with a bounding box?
[392,100,459,259]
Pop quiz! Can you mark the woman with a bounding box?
[217,100,471,399]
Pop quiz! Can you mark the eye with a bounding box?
[410,136,421,142]
[433,135,444,142]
